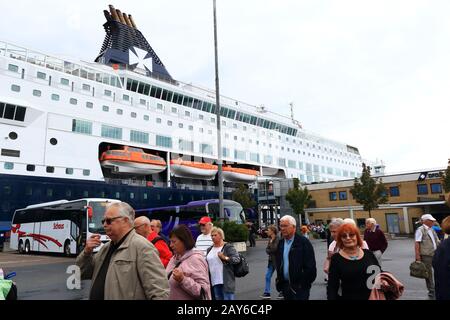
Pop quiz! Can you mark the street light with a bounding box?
[213,0,224,220]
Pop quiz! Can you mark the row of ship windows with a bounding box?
[3,162,90,176]
[7,77,357,160]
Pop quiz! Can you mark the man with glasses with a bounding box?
[275,215,317,300]
[195,216,214,257]
[76,202,169,300]
[135,216,172,267]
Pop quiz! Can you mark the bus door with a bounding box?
[31,210,42,252]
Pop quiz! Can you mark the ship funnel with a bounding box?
[122,12,133,28]
[128,14,137,29]
[115,9,126,24]
[109,5,120,22]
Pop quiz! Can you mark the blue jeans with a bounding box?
[213,284,235,300]
[264,264,275,294]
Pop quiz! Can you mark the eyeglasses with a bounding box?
[101,216,123,225]
[341,233,356,239]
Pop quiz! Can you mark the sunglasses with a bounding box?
[341,233,356,239]
[101,216,123,225]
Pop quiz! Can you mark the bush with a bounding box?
[213,220,249,242]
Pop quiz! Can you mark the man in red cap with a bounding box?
[195,216,213,257]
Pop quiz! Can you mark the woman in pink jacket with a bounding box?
[166,224,212,300]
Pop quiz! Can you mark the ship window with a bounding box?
[178,123,183,128]
[46,166,55,173]
[47,189,53,197]
[143,193,148,200]
[82,84,91,91]
[156,193,161,200]
[83,191,89,197]
[156,135,172,148]
[143,84,151,96]
[185,111,190,117]
[60,78,69,85]
[179,139,193,152]
[4,162,14,170]
[199,114,204,120]
[70,98,77,105]
[51,94,60,101]
[157,103,164,110]
[115,192,120,199]
[167,121,172,126]
[3,104,15,119]
[7,132,17,141]
[130,193,135,199]
[156,118,161,123]
[101,125,122,140]
[50,138,57,145]
[188,125,193,131]
[130,130,149,144]
[199,128,203,133]
[131,112,137,118]
[116,109,123,115]
[37,71,46,80]
[140,99,146,105]
[234,150,246,160]
[1,149,20,157]
[144,115,149,121]
[8,64,19,72]
[171,107,177,113]
[11,85,20,92]
[26,186,33,195]
[208,130,212,135]
[104,90,112,97]
[123,94,130,101]
[102,105,109,112]
[211,117,216,123]
[86,102,93,109]
[66,168,74,175]
[83,169,90,176]
[72,119,92,135]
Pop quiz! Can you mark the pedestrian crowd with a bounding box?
[73,201,450,301]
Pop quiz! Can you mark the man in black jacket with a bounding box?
[275,215,317,300]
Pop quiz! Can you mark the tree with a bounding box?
[443,159,450,193]
[232,184,256,210]
[285,178,312,225]
[350,163,388,218]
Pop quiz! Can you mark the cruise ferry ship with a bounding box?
[0,6,364,222]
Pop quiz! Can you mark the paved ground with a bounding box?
[0,237,431,300]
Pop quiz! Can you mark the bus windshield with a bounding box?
[208,202,245,223]
[88,201,112,234]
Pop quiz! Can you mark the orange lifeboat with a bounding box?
[100,146,167,175]
[222,166,259,183]
[170,159,218,180]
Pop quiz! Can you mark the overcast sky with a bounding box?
[2,0,450,173]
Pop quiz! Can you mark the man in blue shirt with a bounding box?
[275,215,316,300]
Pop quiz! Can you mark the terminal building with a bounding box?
[305,168,450,235]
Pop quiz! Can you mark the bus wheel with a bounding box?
[18,240,24,254]
[64,241,71,257]
[24,240,30,254]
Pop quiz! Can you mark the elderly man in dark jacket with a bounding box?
[432,216,450,300]
[275,215,316,300]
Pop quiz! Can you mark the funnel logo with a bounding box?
[128,47,152,72]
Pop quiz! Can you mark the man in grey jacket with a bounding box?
[76,202,169,300]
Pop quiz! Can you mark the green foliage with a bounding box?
[285,178,312,223]
[443,160,450,193]
[350,163,388,218]
[213,220,249,242]
[232,184,256,209]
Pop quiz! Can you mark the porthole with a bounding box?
[8,132,18,140]
[50,138,58,145]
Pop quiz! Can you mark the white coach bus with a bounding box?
[10,198,119,256]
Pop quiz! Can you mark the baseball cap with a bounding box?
[421,214,436,222]
[198,216,212,224]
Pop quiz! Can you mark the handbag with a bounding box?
[409,261,429,279]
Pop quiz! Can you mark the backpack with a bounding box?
[233,252,249,277]
[151,236,164,245]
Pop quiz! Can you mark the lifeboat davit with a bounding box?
[222,166,259,183]
[170,159,218,180]
[100,146,167,175]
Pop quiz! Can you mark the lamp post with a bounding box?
[213,0,224,220]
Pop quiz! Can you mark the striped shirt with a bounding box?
[195,233,213,257]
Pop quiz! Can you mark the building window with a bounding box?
[339,191,347,200]
[51,94,60,101]
[417,184,428,195]
[72,119,92,135]
[130,130,149,144]
[66,168,74,175]
[86,102,93,109]
[329,192,337,201]
[37,71,46,80]
[431,183,442,194]
[61,78,69,85]
[26,164,35,172]
[11,85,20,92]
[70,98,78,105]
[389,186,400,197]
[8,64,19,72]
[116,109,123,115]
[101,125,122,140]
